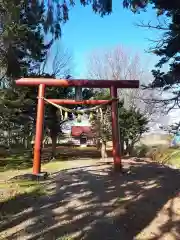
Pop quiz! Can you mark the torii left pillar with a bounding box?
[33,84,45,175]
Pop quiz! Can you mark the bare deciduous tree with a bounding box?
[40,42,73,78]
[86,45,165,126]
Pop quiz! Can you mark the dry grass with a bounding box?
[136,145,180,168]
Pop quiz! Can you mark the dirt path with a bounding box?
[0,158,180,240]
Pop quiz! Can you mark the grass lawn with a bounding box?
[0,152,75,202]
[0,160,75,202]
[0,146,103,202]
[0,180,46,202]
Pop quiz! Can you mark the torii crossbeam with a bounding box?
[16,78,139,175]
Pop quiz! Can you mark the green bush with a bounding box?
[135,144,150,157]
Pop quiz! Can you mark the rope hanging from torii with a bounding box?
[38,97,118,122]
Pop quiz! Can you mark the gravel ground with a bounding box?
[0,158,180,240]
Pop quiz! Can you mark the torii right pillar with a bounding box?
[110,86,122,171]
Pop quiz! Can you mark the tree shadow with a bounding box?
[0,159,180,239]
[48,146,113,160]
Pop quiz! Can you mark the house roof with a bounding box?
[71,126,94,137]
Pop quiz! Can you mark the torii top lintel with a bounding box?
[16,78,139,88]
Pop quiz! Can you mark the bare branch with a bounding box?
[135,20,169,31]
[41,42,73,78]
[86,45,166,128]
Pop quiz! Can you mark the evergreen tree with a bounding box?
[0,1,74,154]
[91,89,149,158]
[123,1,180,110]
[0,0,56,79]
[118,101,149,155]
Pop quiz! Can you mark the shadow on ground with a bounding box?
[47,146,112,160]
[0,159,180,239]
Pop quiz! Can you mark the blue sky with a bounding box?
[54,1,163,78]
[45,2,178,127]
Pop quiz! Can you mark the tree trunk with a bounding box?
[24,137,28,149]
[125,139,130,156]
[27,135,32,149]
[96,139,101,150]
[101,141,107,161]
[120,135,125,156]
[42,135,48,148]
[127,142,135,156]
[51,132,57,159]
[8,128,11,147]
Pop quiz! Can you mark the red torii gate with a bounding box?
[16,78,139,175]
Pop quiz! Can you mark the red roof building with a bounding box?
[71,126,94,138]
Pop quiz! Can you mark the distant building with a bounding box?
[61,115,95,146]
[71,126,94,146]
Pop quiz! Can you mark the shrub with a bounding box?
[135,144,150,157]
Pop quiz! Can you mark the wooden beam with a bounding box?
[45,99,114,105]
[16,78,139,88]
